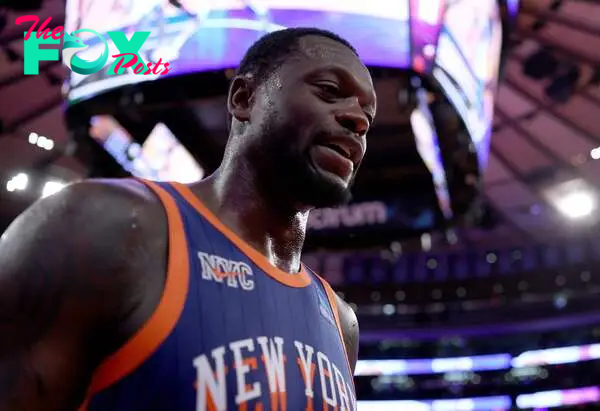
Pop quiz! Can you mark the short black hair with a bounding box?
[236,27,358,83]
[228,28,358,131]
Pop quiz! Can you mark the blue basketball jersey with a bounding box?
[80,180,356,411]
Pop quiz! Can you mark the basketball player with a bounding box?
[0,27,376,411]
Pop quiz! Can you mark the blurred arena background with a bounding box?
[1,0,600,409]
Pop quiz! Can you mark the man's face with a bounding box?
[246,35,377,209]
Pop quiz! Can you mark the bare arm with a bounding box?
[0,180,165,411]
[335,295,360,374]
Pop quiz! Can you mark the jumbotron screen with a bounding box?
[433,0,504,168]
[65,0,413,102]
[66,0,513,175]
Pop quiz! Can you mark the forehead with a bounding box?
[298,36,359,63]
[281,36,375,101]
[295,36,370,78]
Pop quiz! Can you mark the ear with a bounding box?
[227,74,256,124]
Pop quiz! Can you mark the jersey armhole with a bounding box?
[314,274,356,388]
[81,180,190,404]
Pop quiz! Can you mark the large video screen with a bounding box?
[67,0,510,186]
[409,0,445,74]
[410,89,453,220]
[432,0,503,169]
[65,0,411,103]
[89,116,204,183]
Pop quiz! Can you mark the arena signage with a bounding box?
[308,201,388,230]
[16,15,172,76]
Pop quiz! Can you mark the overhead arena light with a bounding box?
[555,191,595,219]
[42,180,65,198]
[28,132,54,151]
[544,178,597,220]
[591,147,600,160]
[6,172,29,192]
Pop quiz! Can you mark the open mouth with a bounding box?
[320,142,352,161]
[311,144,354,180]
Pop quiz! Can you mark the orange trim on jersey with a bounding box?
[85,180,191,396]
[169,182,311,288]
[315,275,356,390]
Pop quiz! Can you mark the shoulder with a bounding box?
[3,178,161,226]
[2,178,168,261]
[333,293,359,374]
[48,178,165,238]
[334,293,358,329]
[0,179,172,408]
[55,177,163,218]
[0,177,170,348]
[334,294,359,347]
[311,274,360,372]
[0,176,170,297]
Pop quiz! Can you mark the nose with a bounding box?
[335,104,370,136]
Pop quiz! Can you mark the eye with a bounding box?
[319,84,338,93]
[315,82,340,100]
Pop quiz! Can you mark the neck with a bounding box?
[190,160,310,273]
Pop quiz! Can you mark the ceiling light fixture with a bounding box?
[6,172,28,192]
[28,132,38,144]
[42,180,65,198]
[591,147,600,160]
[555,191,595,219]
[543,178,597,220]
[28,132,54,150]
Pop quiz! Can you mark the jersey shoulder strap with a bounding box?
[309,270,355,381]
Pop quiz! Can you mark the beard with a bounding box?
[250,114,356,210]
[275,140,356,209]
